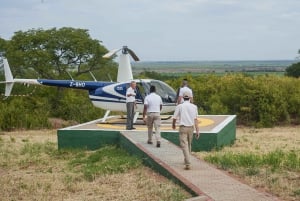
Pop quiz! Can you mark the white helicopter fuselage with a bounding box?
[89,79,176,113]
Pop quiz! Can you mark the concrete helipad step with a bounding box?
[120,131,279,201]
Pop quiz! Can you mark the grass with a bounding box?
[0,130,190,201]
[195,126,300,201]
[205,149,299,171]
[1,127,299,200]
[68,146,142,181]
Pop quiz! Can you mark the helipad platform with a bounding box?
[57,115,236,151]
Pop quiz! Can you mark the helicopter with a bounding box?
[0,46,177,122]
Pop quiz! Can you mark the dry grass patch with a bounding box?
[0,130,191,201]
[195,126,300,201]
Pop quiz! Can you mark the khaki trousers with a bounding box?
[146,112,161,142]
[179,126,194,165]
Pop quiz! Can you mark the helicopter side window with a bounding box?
[140,82,150,97]
[150,80,176,103]
[135,84,144,102]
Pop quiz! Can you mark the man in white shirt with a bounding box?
[172,91,199,170]
[126,81,136,130]
[143,85,163,147]
[177,79,193,104]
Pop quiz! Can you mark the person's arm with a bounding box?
[190,96,194,103]
[172,106,179,129]
[177,96,182,105]
[177,88,183,105]
[194,118,200,139]
[190,89,194,103]
[172,118,176,130]
[143,105,147,123]
[126,88,136,97]
[126,88,131,97]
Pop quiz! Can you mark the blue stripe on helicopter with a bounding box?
[37,79,113,89]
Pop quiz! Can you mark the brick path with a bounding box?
[121,131,280,201]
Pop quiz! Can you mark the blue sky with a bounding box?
[0,0,300,61]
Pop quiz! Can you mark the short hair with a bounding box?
[150,85,156,93]
[182,79,188,86]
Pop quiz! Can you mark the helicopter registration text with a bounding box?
[69,81,86,88]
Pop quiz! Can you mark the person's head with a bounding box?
[183,91,191,101]
[150,85,156,93]
[130,81,136,89]
[182,79,188,86]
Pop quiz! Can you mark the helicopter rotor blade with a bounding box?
[127,48,140,61]
[102,48,122,58]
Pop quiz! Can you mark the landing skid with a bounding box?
[133,112,139,123]
[101,110,111,122]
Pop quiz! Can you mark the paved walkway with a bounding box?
[121,131,280,201]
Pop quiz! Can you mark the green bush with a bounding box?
[168,74,300,127]
[285,62,300,78]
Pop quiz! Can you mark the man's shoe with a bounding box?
[131,127,136,130]
[184,165,191,170]
[147,141,153,144]
[156,141,160,148]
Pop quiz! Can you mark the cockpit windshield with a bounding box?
[138,80,176,103]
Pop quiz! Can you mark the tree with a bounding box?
[285,62,300,78]
[285,49,300,78]
[0,28,117,129]
[4,27,111,79]
[0,37,7,54]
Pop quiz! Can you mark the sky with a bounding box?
[0,0,300,61]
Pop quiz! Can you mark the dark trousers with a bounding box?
[126,102,135,129]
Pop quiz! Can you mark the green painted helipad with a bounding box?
[57,115,236,151]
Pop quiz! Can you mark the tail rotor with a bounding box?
[103,46,140,82]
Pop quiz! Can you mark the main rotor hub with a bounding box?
[122,46,128,54]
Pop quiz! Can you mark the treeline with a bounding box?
[1,72,299,130]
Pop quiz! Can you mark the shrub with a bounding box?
[285,62,300,78]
